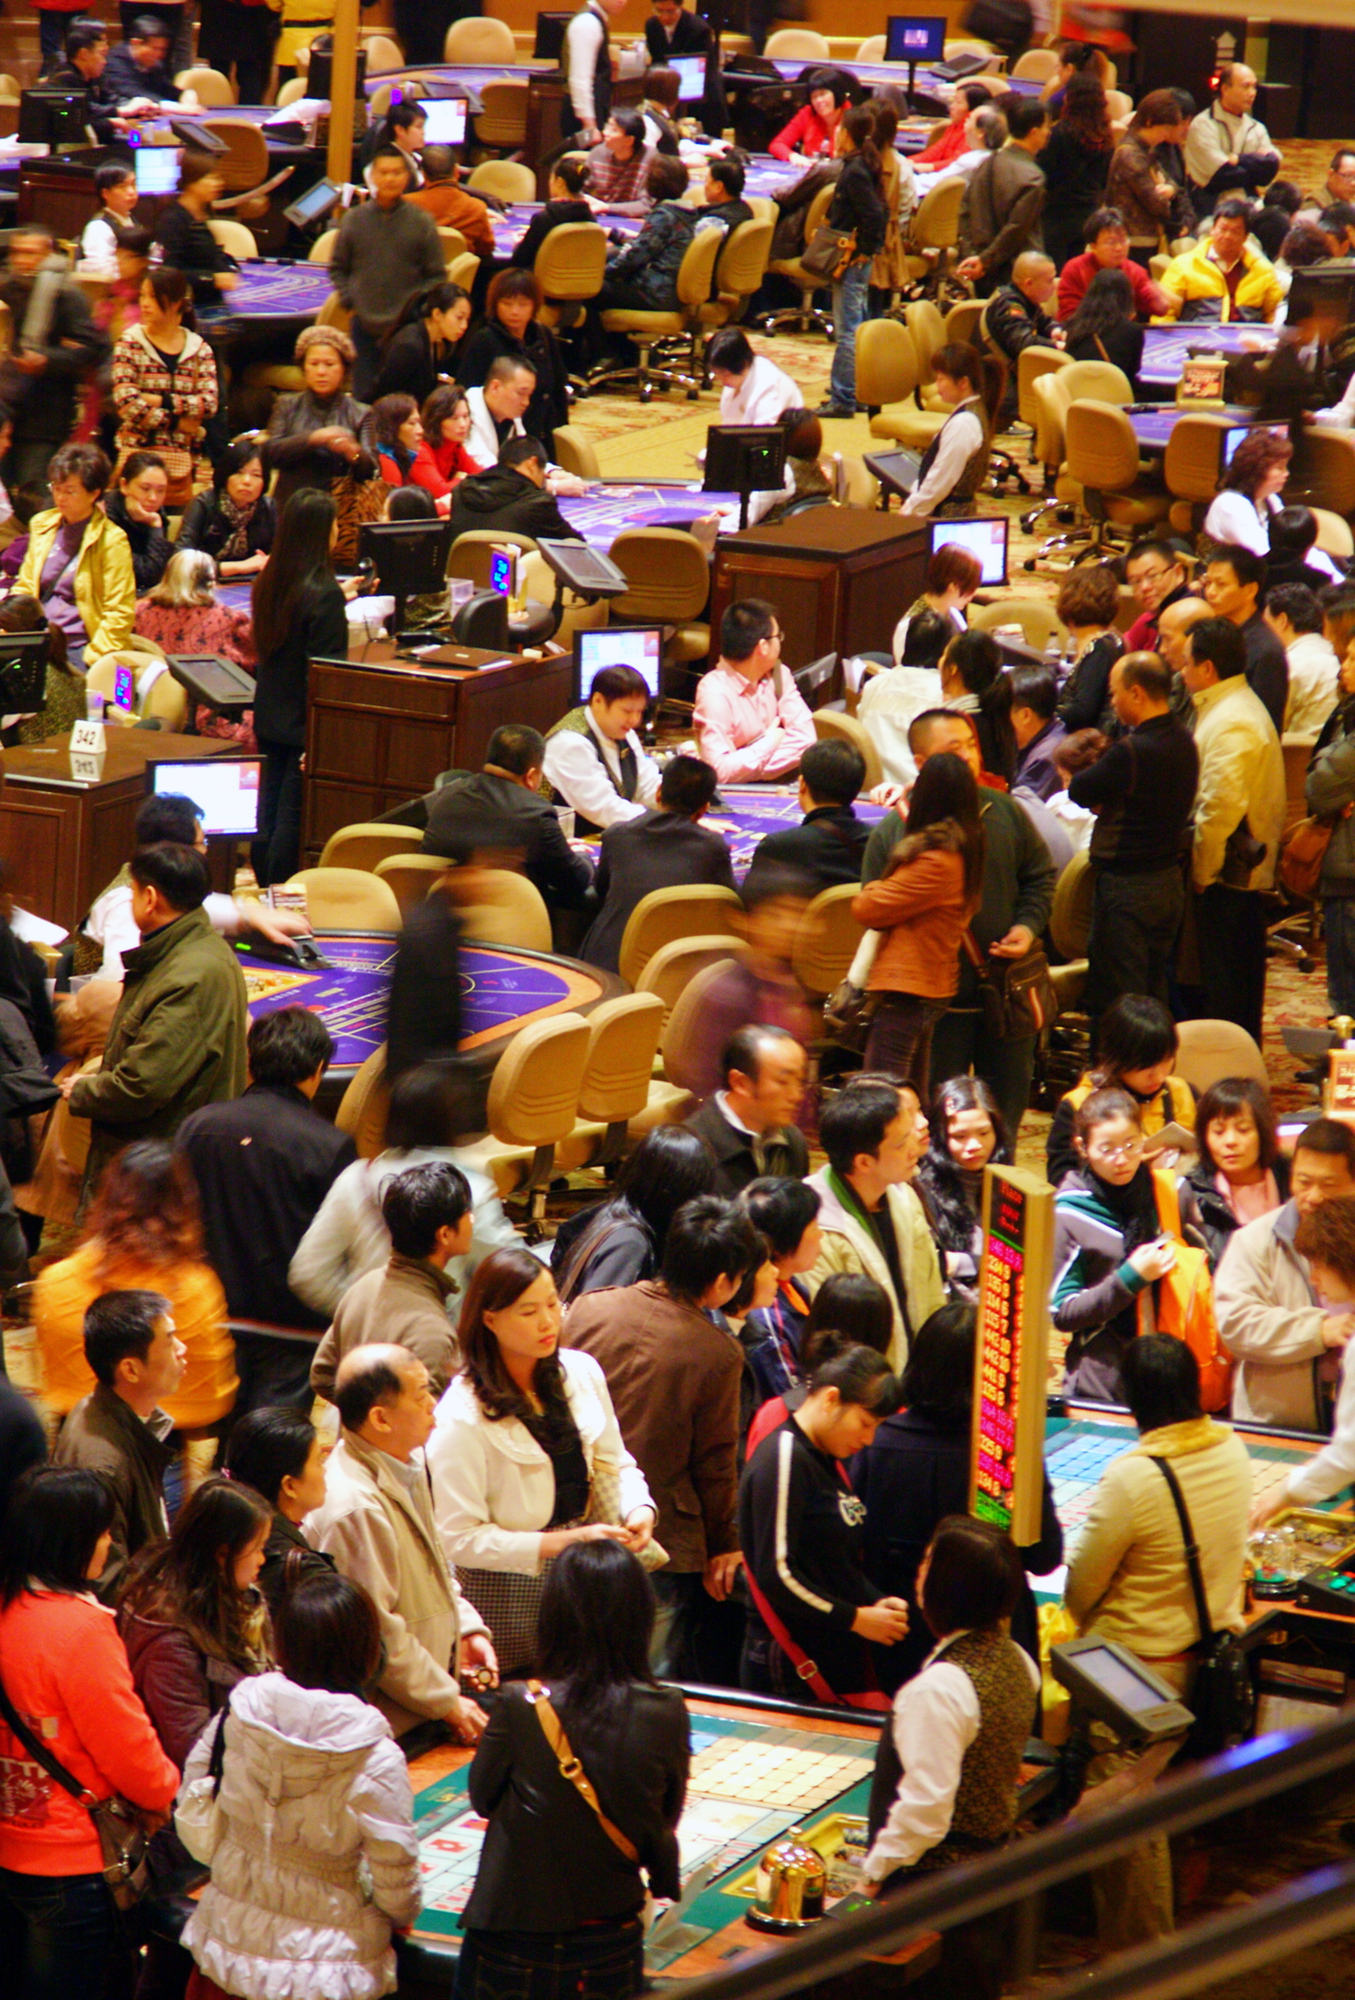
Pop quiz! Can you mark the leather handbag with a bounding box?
[1279,811,1344,899]
[963,931,1059,1042]
[800,226,858,283]
[0,1674,154,1910]
[525,1681,639,1860]
[586,1460,669,1572]
[1153,1457,1255,1760]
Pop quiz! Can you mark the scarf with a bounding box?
[216,488,256,563]
[1088,1161,1160,1255]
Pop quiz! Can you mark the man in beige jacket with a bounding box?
[306,1344,495,1740]
[1180,615,1286,1043]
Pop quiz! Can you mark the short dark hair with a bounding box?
[739,1175,821,1259]
[67,19,109,57]
[421,144,455,184]
[1186,614,1247,680]
[1266,581,1324,634]
[485,723,545,775]
[247,1005,334,1088]
[1006,97,1049,140]
[921,1515,1023,1637]
[659,752,719,817]
[1319,201,1355,238]
[83,1288,171,1386]
[1194,1075,1279,1176]
[1113,651,1173,702]
[334,1351,407,1431]
[1092,992,1178,1080]
[274,1568,384,1697]
[485,353,537,388]
[900,1302,976,1424]
[720,598,776,662]
[95,162,132,196]
[706,327,753,374]
[49,442,109,494]
[801,1272,893,1364]
[1293,1116,1355,1172]
[384,1061,477,1151]
[135,791,200,847]
[370,143,412,175]
[721,1022,801,1092]
[1213,196,1253,225]
[224,1406,316,1506]
[800,737,864,806]
[1083,205,1127,243]
[1295,1196,1355,1289]
[382,1161,471,1258]
[500,432,548,472]
[129,12,170,39]
[805,1336,901,1413]
[1009,664,1058,720]
[1269,506,1318,560]
[610,107,646,144]
[707,157,745,198]
[661,1195,760,1303]
[589,663,649,705]
[646,152,689,202]
[1,1466,115,1607]
[819,1078,905,1178]
[1120,1333,1203,1432]
[129,842,211,913]
[901,609,952,669]
[645,62,682,108]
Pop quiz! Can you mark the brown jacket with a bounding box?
[407,181,495,258]
[563,1279,741,1571]
[853,845,975,999]
[54,1383,173,1603]
[1105,134,1193,247]
[310,1255,460,1402]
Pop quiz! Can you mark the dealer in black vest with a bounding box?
[540,661,661,835]
[564,0,629,145]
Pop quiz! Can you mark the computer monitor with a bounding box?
[667,55,707,102]
[535,10,573,61]
[18,86,89,147]
[417,97,468,147]
[0,629,48,713]
[168,118,227,153]
[283,175,343,230]
[863,447,922,503]
[134,146,179,197]
[358,517,456,628]
[575,627,663,704]
[928,515,1008,586]
[703,424,788,528]
[149,756,263,838]
[305,36,367,101]
[885,16,946,64]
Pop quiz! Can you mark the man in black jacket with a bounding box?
[176,1007,357,1412]
[48,20,124,141]
[683,1024,809,1197]
[0,228,110,487]
[645,0,723,135]
[0,1375,44,1521]
[985,251,1063,378]
[746,738,869,892]
[446,435,583,544]
[1069,652,1199,1015]
[386,850,469,1083]
[582,753,735,972]
[1202,542,1288,733]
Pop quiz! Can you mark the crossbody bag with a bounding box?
[1153,1457,1255,1759]
[525,1680,638,1860]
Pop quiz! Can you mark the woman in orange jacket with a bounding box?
[33,1140,235,1430]
[852,752,985,1093]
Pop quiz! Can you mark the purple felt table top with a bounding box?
[1140,322,1278,386]
[584,784,885,879]
[195,258,335,324]
[1127,404,1256,451]
[557,482,738,548]
[767,57,1040,95]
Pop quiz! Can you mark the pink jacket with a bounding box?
[693,662,816,783]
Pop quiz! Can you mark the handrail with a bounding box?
[670,1710,1355,2000]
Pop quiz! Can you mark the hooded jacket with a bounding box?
[1215,1200,1329,1431]
[179,1673,420,2000]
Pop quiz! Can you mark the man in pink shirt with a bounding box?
[1056,207,1170,323]
[694,599,817,783]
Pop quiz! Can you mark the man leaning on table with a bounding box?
[694,600,816,784]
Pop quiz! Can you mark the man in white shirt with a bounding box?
[1183,62,1281,213]
[541,662,660,833]
[564,0,629,146]
[465,358,533,471]
[1265,584,1341,736]
[704,327,802,524]
[857,660,943,789]
[693,598,816,784]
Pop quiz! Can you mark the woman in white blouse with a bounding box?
[1202,425,1292,555]
[427,1245,656,1676]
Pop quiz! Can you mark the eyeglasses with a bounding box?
[1128,566,1172,586]
[1090,1139,1146,1164]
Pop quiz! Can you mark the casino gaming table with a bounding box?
[1126,404,1255,454]
[557,481,740,549]
[196,258,336,331]
[701,784,886,879]
[1140,322,1277,391]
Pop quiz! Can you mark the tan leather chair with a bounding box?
[628,956,739,1134]
[864,322,949,449]
[855,35,887,60]
[550,426,601,482]
[374,853,449,916]
[698,219,775,346]
[275,77,308,108]
[282,868,402,931]
[1313,507,1355,561]
[474,80,531,155]
[608,528,712,668]
[445,16,516,61]
[618,884,744,990]
[969,597,1069,653]
[1063,400,1169,554]
[1017,344,1069,435]
[437,226,469,270]
[765,28,831,58]
[763,182,837,337]
[1299,429,1355,519]
[315,292,352,334]
[812,711,882,792]
[1047,846,1093,1014]
[458,868,553,952]
[201,120,294,222]
[86,653,186,729]
[635,934,752,1034]
[904,299,948,409]
[1282,733,1320,840]
[1012,48,1060,82]
[459,1012,593,1219]
[469,158,538,206]
[208,217,258,261]
[597,227,724,400]
[176,65,236,106]
[1162,412,1232,536]
[448,252,481,294]
[792,884,865,999]
[533,222,607,331]
[447,529,539,587]
[360,33,406,72]
[902,177,964,295]
[554,993,667,1172]
[308,228,339,265]
[334,1046,390,1160]
[945,297,987,349]
[319,822,423,873]
[1174,1019,1268,1093]
[833,452,880,510]
[1060,359,1134,406]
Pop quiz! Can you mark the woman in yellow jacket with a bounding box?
[33,1140,236,1429]
[14,442,136,668]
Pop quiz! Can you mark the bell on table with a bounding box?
[746,1827,828,1933]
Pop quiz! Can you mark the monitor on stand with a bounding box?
[358,518,456,636]
[884,16,946,106]
[703,424,788,530]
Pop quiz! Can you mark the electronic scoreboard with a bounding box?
[970,1164,1055,1546]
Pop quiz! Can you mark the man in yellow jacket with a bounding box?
[1157,199,1284,325]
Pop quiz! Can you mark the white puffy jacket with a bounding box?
[177,1672,421,2000]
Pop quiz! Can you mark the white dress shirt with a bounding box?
[857,665,943,787]
[565,1,608,130]
[862,1634,1041,1882]
[465,387,525,473]
[540,711,660,829]
[901,398,985,518]
[711,354,801,523]
[1284,630,1341,737]
[84,884,247,982]
[1201,488,1281,558]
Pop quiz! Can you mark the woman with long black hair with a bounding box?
[852,751,985,1091]
[371,280,472,406]
[915,1076,1012,1300]
[1037,71,1114,270]
[250,488,348,884]
[455,1540,687,2000]
[550,1126,718,1303]
[1064,266,1145,394]
[940,628,1017,783]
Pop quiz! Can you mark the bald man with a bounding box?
[306,1344,496,1740]
[986,251,1064,370]
[1184,62,1281,213]
[1156,596,1212,716]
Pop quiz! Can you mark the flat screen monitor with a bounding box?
[1067,1645,1179,1714]
[0,629,48,713]
[305,37,367,99]
[417,97,468,147]
[168,118,227,153]
[885,16,946,64]
[149,756,263,837]
[358,518,456,604]
[535,11,573,61]
[134,145,179,197]
[863,447,922,502]
[928,515,1008,585]
[18,86,88,146]
[703,424,787,496]
[575,626,663,704]
[667,55,707,102]
[284,175,343,229]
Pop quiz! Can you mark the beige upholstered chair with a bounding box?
[318,823,423,872]
[618,885,744,990]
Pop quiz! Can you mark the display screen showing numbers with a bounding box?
[975,1180,1026,1531]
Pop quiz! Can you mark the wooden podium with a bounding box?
[303,641,574,862]
[710,512,931,674]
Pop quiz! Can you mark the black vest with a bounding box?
[562,2,611,136]
[914,395,990,516]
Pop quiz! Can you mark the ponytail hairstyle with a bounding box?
[552,154,590,197]
[943,629,1016,783]
[840,103,883,187]
[804,1332,902,1414]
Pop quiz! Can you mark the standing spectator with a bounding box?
[331,149,446,400]
[14,443,133,668]
[1056,562,1124,733]
[1064,267,1145,393]
[178,1568,420,2000]
[694,600,816,783]
[957,97,1050,294]
[1158,201,1285,326]
[176,1007,356,1408]
[682,1025,810,1199]
[1122,536,1193,654]
[1070,652,1199,1013]
[104,451,172,594]
[551,1128,717,1305]
[1105,101,1196,259]
[1044,994,1196,1190]
[1184,1076,1289,1268]
[0,227,110,489]
[152,155,238,307]
[817,106,888,421]
[250,489,349,886]
[52,1290,184,1601]
[914,1081,1011,1303]
[306,1344,494,1741]
[985,252,1062,369]
[0,1466,179,1996]
[1184,62,1281,213]
[747,738,871,889]
[223,1406,334,1614]
[683,868,816,1105]
[862,712,1057,1138]
[427,1247,655,1676]
[111,266,218,497]
[563,0,630,144]
[0,1374,44,1519]
[852,752,984,1094]
[583,753,734,973]
[738,1177,823,1401]
[1203,427,1293,558]
[1307,644,1355,1017]
[747,1277,893,1443]
[197,0,278,105]
[1037,72,1114,271]
[460,269,571,457]
[564,1197,761,1678]
[61,845,248,1187]
[1009,666,1067,801]
[584,110,655,214]
[805,1077,945,1371]
[264,327,381,525]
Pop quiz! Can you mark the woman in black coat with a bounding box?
[175,440,275,580]
[851,1304,1062,1695]
[1182,1075,1291,1268]
[1036,73,1114,271]
[104,452,172,594]
[458,268,570,452]
[512,157,595,272]
[1063,267,1145,398]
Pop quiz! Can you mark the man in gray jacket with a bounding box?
[331,148,446,399]
[957,96,1050,295]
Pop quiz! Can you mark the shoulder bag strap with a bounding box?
[525,1680,639,1861]
[1153,1456,1213,1647]
[0,1670,100,1808]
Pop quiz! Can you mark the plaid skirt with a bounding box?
[458,1523,583,1678]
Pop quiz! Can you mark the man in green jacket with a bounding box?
[861,709,1057,1139]
[62,842,248,1192]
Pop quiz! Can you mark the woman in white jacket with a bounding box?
[178,1567,420,2000]
[427,1245,657,1676]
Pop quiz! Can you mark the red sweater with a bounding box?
[769,102,840,162]
[410,436,484,501]
[0,1590,178,1875]
[1057,251,1162,324]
